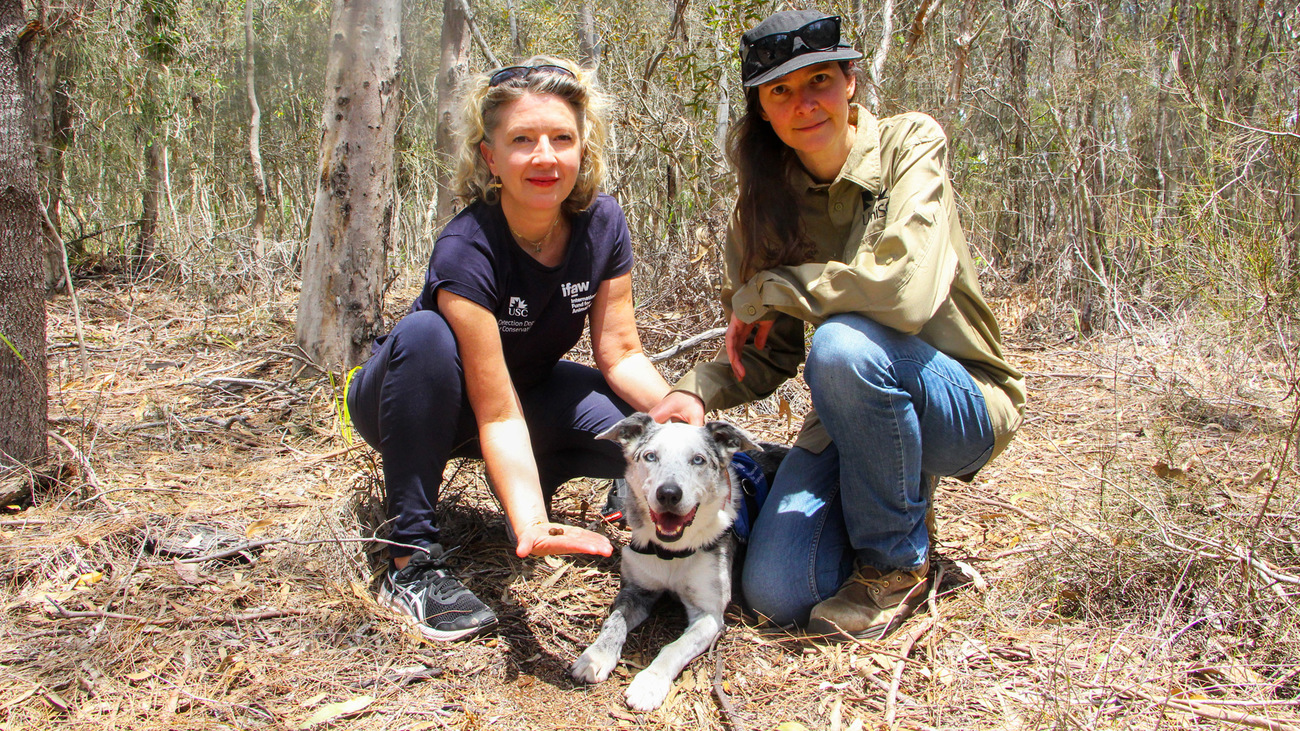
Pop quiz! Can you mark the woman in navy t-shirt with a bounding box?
[347,58,671,641]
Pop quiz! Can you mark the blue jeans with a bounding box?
[740,313,995,626]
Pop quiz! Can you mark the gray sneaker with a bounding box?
[806,560,930,641]
[378,546,497,641]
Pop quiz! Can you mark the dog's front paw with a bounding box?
[570,646,618,684]
[624,670,672,711]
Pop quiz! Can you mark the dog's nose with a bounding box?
[656,482,682,507]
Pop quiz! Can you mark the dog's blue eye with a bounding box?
[691,455,705,465]
[643,451,658,462]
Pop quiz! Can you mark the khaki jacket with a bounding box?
[675,105,1025,463]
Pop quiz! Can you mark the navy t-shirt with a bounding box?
[412,193,634,389]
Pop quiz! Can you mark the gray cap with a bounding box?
[740,10,862,87]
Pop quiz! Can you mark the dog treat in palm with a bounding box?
[549,527,564,536]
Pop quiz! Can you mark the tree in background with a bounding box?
[295,0,401,370]
[245,0,267,258]
[134,0,180,269]
[0,0,48,465]
[433,0,467,222]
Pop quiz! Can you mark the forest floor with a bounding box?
[2,271,1299,731]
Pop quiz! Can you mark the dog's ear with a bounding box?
[705,421,760,457]
[597,413,656,450]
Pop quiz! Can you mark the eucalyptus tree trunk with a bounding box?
[295,0,402,370]
[135,1,164,269]
[712,22,729,171]
[577,0,598,70]
[245,0,267,258]
[434,0,468,222]
[994,0,1030,262]
[866,0,894,112]
[943,0,978,131]
[0,0,48,464]
[505,0,523,59]
[29,1,87,289]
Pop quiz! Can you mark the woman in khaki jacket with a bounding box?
[650,9,1025,639]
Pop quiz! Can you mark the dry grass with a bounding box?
[2,271,1298,731]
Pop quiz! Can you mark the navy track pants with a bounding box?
[346,309,632,557]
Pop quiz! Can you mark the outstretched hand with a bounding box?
[515,522,613,558]
[725,313,774,380]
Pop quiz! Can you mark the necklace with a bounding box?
[508,214,561,254]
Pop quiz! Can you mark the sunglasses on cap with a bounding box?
[741,16,842,83]
[488,64,577,87]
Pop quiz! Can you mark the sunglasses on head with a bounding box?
[488,64,577,87]
[741,16,842,83]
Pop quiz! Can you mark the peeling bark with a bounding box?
[295,0,402,370]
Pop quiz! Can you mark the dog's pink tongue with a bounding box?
[651,506,697,536]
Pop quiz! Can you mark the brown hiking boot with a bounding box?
[806,560,931,641]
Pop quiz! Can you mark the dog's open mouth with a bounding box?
[649,506,698,542]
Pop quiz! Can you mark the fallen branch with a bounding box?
[167,534,429,564]
[650,326,727,363]
[885,615,935,725]
[1130,686,1300,731]
[710,631,747,731]
[46,430,100,490]
[48,598,310,627]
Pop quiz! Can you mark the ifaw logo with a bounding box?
[561,281,590,297]
[508,297,529,318]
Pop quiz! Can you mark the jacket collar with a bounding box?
[838,104,882,192]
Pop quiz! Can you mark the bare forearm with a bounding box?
[479,419,548,538]
[602,352,671,413]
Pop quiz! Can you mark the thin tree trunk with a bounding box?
[577,0,598,70]
[712,22,729,169]
[995,0,1029,262]
[505,0,523,59]
[640,0,689,93]
[0,0,48,464]
[295,0,401,370]
[137,140,161,266]
[456,0,499,68]
[245,0,267,258]
[889,0,937,103]
[944,0,977,130]
[434,0,469,222]
[29,29,61,289]
[867,0,894,111]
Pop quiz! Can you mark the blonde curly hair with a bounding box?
[453,57,609,215]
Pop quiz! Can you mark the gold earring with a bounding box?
[488,175,502,191]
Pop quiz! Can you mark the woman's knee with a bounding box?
[805,314,895,394]
[741,551,812,627]
[385,310,460,374]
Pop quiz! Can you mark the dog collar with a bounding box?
[628,535,725,561]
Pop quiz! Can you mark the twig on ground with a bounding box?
[47,597,311,627]
[46,429,100,492]
[650,327,727,363]
[303,443,367,464]
[710,631,747,731]
[1129,686,1300,731]
[166,535,428,564]
[886,615,936,726]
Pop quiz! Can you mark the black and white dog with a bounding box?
[570,413,762,711]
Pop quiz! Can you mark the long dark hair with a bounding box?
[728,61,855,282]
